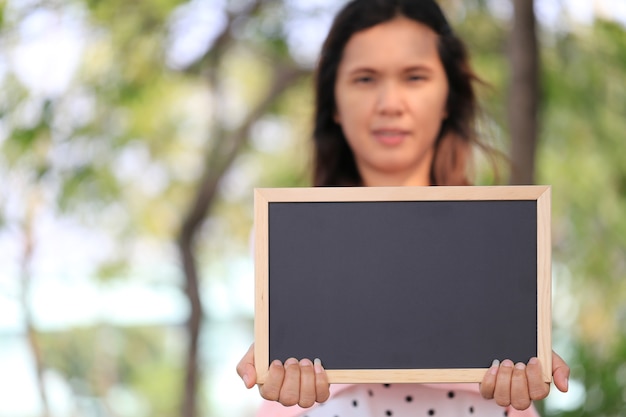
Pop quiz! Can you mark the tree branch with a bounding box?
[177,62,308,417]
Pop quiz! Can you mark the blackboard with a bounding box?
[254,186,551,383]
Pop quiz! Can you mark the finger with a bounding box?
[259,360,284,401]
[526,357,550,400]
[279,358,301,406]
[552,351,570,393]
[314,358,331,403]
[494,359,514,407]
[236,344,257,389]
[298,359,316,408]
[479,359,500,399]
[510,362,531,410]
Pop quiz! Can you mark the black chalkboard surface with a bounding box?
[254,186,552,383]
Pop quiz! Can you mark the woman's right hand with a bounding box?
[236,344,331,408]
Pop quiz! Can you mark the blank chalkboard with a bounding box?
[254,186,551,384]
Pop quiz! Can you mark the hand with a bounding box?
[479,351,570,410]
[236,344,331,408]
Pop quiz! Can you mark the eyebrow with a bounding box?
[345,64,435,75]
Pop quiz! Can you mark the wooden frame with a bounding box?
[254,186,551,384]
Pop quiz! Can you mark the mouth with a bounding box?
[372,129,409,146]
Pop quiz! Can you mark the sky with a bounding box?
[1,0,625,415]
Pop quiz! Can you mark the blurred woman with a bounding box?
[237,1,570,416]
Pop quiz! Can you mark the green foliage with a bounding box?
[2,0,315,415]
[39,324,183,416]
[534,17,626,417]
[85,0,185,29]
[95,257,130,282]
[0,0,5,29]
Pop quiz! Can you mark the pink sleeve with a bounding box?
[255,384,354,417]
[507,404,541,417]
[256,400,300,417]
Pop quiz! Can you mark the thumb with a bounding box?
[236,344,257,389]
[552,351,570,393]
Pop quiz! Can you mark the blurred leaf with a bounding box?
[95,258,129,282]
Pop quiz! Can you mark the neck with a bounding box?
[360,166,431,187]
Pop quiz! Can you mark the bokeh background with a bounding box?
[1,0,625,416]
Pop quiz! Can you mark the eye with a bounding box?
[407,74,426,82]
[354,75,375,84]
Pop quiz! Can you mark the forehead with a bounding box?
[339,17,441,70]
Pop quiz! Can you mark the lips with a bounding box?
[372,128,409,146]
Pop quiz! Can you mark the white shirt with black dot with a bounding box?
[298,384,512,417]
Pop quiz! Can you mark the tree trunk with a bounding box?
[20,202,51,417]
[508,0,540,185]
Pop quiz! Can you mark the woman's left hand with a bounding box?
[479,351,570,410]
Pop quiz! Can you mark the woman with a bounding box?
[237,0,570,416]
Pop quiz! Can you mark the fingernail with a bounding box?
[490,359,500,375]
[271,359,282,367]
[300,358,313,367]
[529,357,538,365]
[314,358,324,374]
[515,362,526,370]
[502,359,514,368]
[242,373,251,387]
[285,357,298,366]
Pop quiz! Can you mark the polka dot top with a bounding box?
[256,383,540,417]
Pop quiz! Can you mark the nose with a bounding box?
[376,81,404,116]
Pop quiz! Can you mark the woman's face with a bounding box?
[334,17,449,186]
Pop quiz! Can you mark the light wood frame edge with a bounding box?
[254,185,552,384]
[537,186,553,383]
[255,185,548,202]
[254,189,270,384]
[325,369,495,383]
